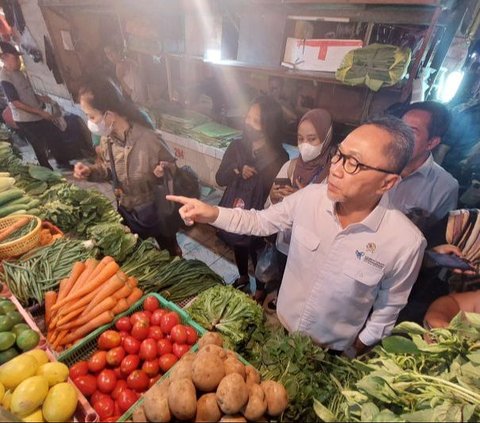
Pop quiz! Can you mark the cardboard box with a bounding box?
[282,37,363,72]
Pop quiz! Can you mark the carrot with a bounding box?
[57,262,85,303]
[83,273,126,315]
[126,287,143,306]
[112,298,129,314]
[44,291,57,326]
[62,297,116,330]
[52,330,68,351]
[57,289,97,318]
[127,277,138,288]
[0,217,30,242]
[113,284,132,300]
[48,314,60,331]
[52,261,120,311]
[68,258,98,295]
[82,256,114,284]
[49,329,59,346]
[56,307,86,328]
[61,311,115,345]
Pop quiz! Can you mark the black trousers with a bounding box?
[233,237,264,282]
[16,119,66,169]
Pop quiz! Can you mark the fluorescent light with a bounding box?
[438,70,464,103]
[204,49,221,62]
[288,15,350,22]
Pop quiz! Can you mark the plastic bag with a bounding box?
[255,243,281,284]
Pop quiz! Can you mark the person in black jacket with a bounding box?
[216,96,288,294]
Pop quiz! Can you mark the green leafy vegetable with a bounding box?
[87,222,138,262]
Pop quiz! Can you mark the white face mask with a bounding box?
[87,114,111,137]
[298,142,323,162]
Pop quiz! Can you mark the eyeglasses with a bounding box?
[331,149,398,175]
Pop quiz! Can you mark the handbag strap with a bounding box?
[106,139,123,206]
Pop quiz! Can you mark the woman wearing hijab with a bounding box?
[259,108,335,308]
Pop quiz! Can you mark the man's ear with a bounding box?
[377,174,400,195]
[427,136,441,151]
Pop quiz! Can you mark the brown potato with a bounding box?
[192,352,226,392]
[168,378,197,421]
[198,344,226,360]
[242,383,267,421]
[195,393,222,422]
[144,380,171,422]
[216,373,249,415]
[170,354,195,380]
[245,366,261,389]
[198,332,224,349]
[261,380,288,417]
[219,415,247,422]
[224,356,246,380]
[132,405,148,422]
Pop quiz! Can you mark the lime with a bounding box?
[0,333,15,351]
[16,330,40,352]
[0,303,16,314]
[0,347,17,364]
[11,323,29,337]
[0,316,13,332]
[6,312,23,326]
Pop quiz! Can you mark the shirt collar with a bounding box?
[407,153,434,178]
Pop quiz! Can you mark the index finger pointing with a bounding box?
[166,195,192,205]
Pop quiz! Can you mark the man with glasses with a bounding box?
[167,117,426,356]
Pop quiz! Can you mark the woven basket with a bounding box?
[0,214,41,259]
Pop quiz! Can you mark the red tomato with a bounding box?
[103,417,120,423]
[118,388,138,412]
[139,339,157,361]
[158,353,178,373]
[88,351,107,373]
[119,331,129,342]
[98,330,122,350]
[73,375,97,397]
[69,361,89,380]
[170,325,188,344]
[97,369,117,394]
[111,380,129,400]
[143,311,152,320]
[106,346,126,367]
[93,396,115,421]
[160,312,180,335]
[123,336,141,355]
[142,359,160,377]
[156,338,173,356]
[127,370,150,392]
[130,312,150,327]
[185,326,198,345]
[131,322,149,341]
[143,296,160,312]
[148,326,164,341]
[113,366,124,380]
[120,354,140,376]
[91,390,109,405]
[115,317,132,332]
[149,375,161,388]
[172,343,191,359]
[150,309,167,326]
[114,401,122,417]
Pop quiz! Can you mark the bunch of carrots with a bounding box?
[45,256,143,352]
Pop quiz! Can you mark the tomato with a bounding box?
[143,311,152,320]
[130,312,150,327]
[158,353,178,373]
[123,336,141,355]
[127,370,149,392]
[149,375,161,388]
[119,331,129,342]
[120,354,140,376]
[103,417,120,423]
[98,330,122,350]
[115,317,132,332]
[143,296,160,312]
[118,388,138,412]
[148,326,164,341]
[113,366,124,380]
[131,322,149,341]
[170,324,188,344]
[93,395,115,421]
[114,401,122,417]
[172,343,191,359]
[97,369,117,394]
[160,312,180,335]
[111,380,128,400]
[185,326,198,345]
[91,390,109,405]
[73,375,97,397]
[88,351,107,373]
[106,346,126,367]
[139,339,157,361]
[156,338,173,356]
[70,361,89,380]
[150,309,167,326]
[142,359,159,377]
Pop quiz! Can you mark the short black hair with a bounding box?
[364,116,415,174]
[401,101,451,139]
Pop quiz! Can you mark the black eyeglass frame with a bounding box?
[331,149,398,175]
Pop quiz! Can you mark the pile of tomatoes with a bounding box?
[69,296,198,421]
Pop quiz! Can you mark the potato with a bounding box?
[144,380,171,422]
[245,366,261,389]
[192,352,226,392]
[261,380,288,417]
[198,344,226,360]
[219,415,247,422]
[168,378,197,421]
[132,405,148,422]
[198,332,224,349]
[224,356,246,380]
[195,393,222,422]
[216,373,249,415]
[225,350,237,360]
[242,383,267,421]
[170,355,195,380]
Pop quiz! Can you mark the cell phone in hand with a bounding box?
[424,251,475,271]
[274,178,292,187]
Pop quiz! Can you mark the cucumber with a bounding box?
[0,188,23,207]
[2,197,28,207]
[25,208,41,216]
[0,204,28,218]
[9,209,27,216]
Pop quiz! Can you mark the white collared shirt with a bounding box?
[214,184,426,351]
[388,154,459,227]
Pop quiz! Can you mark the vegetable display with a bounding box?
[120,239,171,280]
[0,174,41,218]
[0,216,36,244]
[187,285,263,349]
[87,222,138,262]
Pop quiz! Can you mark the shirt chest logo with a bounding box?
[355,246,385,271]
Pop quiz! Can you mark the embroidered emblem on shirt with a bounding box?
[355,250,385,270]
[366,242,376,253]
[355,250,365,260]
